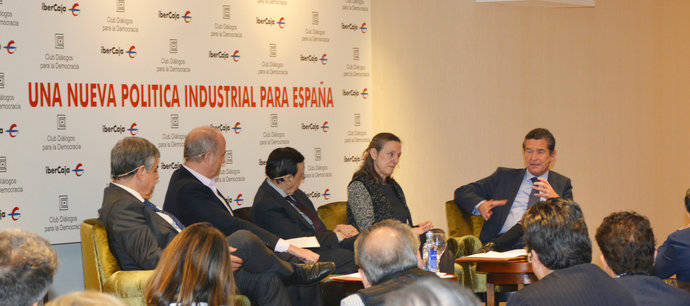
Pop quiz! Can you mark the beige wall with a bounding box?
[370,0,690,261]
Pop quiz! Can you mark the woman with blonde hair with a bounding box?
[145,222,235,306]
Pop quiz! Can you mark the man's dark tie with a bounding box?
[527,177,541,208]
[286,196,326,232]
[144,200,186,231]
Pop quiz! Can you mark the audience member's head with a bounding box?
[265,147,305,195]
[145,222,234,306]
[384,277,481,306]
[183,127,226,178]
[46,291,125,306]
[110,137,160,200]
[0,229,58,306]
[355,219,420,287]
[596,211,655,277]
[522,198,591,278]
[685,188,690,214]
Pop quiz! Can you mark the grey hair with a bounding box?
[110,137,160,179]
[0,229,58,306]
[184,127,222,162]
[355,219,419,284]
[384,277,482,306]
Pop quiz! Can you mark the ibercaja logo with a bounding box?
[3,40,16,54]
[102,122,137,135]
[41,2,80,16]
[0,123,19,137]
[234,194,244,206]
[158,10,191,23]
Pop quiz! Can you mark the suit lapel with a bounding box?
[495,169,526,224]
[109,183,177,233]
[262,181,313,230]
[179,166,232,213]
[547,172,560,195]
[506,169,526,206]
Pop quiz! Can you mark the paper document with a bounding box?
[286,236,320,248]
[466,249,527,259]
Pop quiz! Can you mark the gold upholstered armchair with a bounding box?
[317,201,348,231]
[80,218,154,306]
[81,218,251,306]
[445,200,486,292]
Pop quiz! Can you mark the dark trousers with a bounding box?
[493,224,525,251]
[314,247,356,274]
[228,230,292,306]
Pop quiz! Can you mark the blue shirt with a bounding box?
[473,171,549,234]
[499,171,548,233]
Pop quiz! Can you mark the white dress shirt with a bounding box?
[183,165,289,252]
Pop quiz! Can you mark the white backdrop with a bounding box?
[0,0,372,244]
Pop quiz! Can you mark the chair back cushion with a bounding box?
[445,201,484,238]
[81,218,122,291]
[317,201,348,231]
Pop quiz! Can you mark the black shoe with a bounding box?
[477,242,495,254]
[289,262,335,285]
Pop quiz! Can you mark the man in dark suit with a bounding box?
[163,126,328,263]
[162,127,333,305]
[100,137,328,306]
[454,128,572,251]
[596,211,690,304]
[252,147,358,274]
[507,198,635,305]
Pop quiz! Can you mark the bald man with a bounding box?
[341,219,437,306]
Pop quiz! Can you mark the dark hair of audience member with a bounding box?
[384,276,481,306]
[522,198,592,270]
[145,223,234,306]
[595,211,655,276]
[0,228,58,306]
[685,188,690,213]
[353,132,401,184]
[522,128,556,153]
[265,147,305,182]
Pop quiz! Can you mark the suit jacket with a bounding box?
[251,180,339,249]
[655,227,690,282]
[98,183,178,270]
[163,166,279,249]
[454,167,573,242]
[507,263,635,306]
[616,275,690,305]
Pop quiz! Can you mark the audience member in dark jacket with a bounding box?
[596,211,690,305]
[507,198,635,305]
